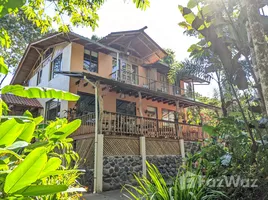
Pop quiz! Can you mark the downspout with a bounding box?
[83,76,98,193]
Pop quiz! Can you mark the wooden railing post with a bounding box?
[175,100,180,139]
[108,112,112,133]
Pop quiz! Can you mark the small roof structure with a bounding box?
[143,61,170,74]
[11,32,120,85]
[99,27,167,64]
[2,94,43,108]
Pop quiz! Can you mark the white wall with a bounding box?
[29,42,72,118]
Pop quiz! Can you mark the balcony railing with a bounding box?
[110,70,195,99]
[73,111,206,141]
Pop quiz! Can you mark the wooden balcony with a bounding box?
[110,70,196,100]
[73,111,206,141]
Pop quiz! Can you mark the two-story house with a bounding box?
[11,27,216,140]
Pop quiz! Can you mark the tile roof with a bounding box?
[1,94,43,108]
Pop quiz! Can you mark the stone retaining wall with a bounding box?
[184,141,201,154]
[103,156,142,191]
[103,155,183,190]
[147,155,182,183]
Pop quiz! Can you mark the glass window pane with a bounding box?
[51,54,62,79]
[83,50,98,72]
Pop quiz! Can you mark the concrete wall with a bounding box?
[29,43,72,118]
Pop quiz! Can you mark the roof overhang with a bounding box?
[11,32,120,85]
[56,71,220,110]
[143,61,170,74]
[1,94,43,108]
[99,27,167,64]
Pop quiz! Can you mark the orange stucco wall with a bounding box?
[98,52,113,78]
[69,79,184,121]
[68,42,186,120]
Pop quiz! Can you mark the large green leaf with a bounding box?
[18,122,35,142]
[0,0,26,17]
[39,157,62,178]
[49,119,81,140]
[7,141,28,150]
[15,185,68,196]
[25,141,49,150]
[4,147,47,194]
[0,118,25,147]
[2,85,80,101]
[187,0,200,9]
[33,116,44,125]
[202,125,216,136]
[0,56,8,75]
[0,148,22,160]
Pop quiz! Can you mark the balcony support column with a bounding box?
[140,136,146,176]
[179,138,185,164]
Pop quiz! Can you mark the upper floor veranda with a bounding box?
[11,28,211,102]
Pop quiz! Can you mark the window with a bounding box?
[132,65,138,85]
[50,54,62,80]
[36,69,42,85]
[119,61,139,85]
[76,92,96,115]
[112,57,120,79]
[116,99,136,116]
[162,109,174,121]
[84,50,98,72]
[146,106,157,119]
[46,99,61,120]
[160,74,168,93]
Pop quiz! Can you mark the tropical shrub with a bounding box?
[190,117,268,199]
[123,161,227,200]
[0,85,86,199]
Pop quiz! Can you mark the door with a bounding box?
[121,61,132,84]
[120,61,138,85]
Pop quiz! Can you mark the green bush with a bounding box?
[0,86,86,199]
[0,111,85,199]
[123,161,228,200]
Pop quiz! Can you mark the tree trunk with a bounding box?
[216,70,228,117]
[245,0,268,115]
[218,81,228,117]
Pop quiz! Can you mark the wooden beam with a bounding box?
[102,86,107,91]
[142,94,147,99]
[168,101,175,105]
[146,96,153,100]
[108,35,125,45]
[163,99,172,104]
[157,98,164,102]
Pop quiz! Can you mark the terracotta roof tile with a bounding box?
[1,94,43,108]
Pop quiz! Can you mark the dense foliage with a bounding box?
[124,162,227,200]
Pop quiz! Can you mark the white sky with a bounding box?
[3,0,218,97]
